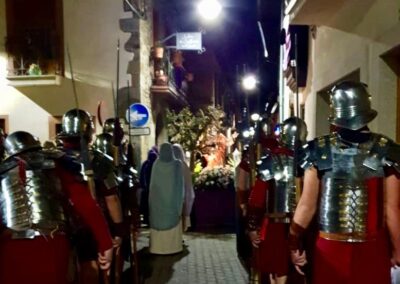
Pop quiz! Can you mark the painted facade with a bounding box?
[0,0,155,162]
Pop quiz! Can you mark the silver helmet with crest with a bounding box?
[329,81,377,130]
[59,108,94,140]
[93,133,113,158]
[279,117,308,150]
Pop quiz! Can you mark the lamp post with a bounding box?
[241,73,258,188]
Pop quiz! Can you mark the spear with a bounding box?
[67,47,110,284]
[127,80,139,284]
[112,39,124,284]
[66,46,96,199]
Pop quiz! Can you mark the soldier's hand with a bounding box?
[291,250,307,275]
[98,247,113,270]
[248,230,261,248]
[113,236,123,248]
[391,251,400,267]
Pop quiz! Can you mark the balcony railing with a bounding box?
[5,30,63,76]
[150,47,189,106]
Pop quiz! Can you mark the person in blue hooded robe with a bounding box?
[149,142,184,254]
[172,144,195,231]
[139,149,158,225]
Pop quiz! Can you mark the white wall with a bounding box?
[137,3,155,162]
[302,20,400,139]
[288,0,400,140]
[0,0,139,143]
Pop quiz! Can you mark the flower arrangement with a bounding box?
[194,166,234,191]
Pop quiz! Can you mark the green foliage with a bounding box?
[166,106,225,155]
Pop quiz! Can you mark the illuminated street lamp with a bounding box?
[242,74,257,91]
[242,129,251,138]
[197,0,222,21]
[240,73,259,188]
[251,113,260,122]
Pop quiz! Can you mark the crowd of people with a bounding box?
[0,104,197,284]
[0,80,399,284]
[234,81,400,284]
[0,109,141,284]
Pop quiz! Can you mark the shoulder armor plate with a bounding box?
[300,134,333,171]
[92,151,115,180]
[0,158,18,175]
[257,153,274,181]
[362,134,391,171]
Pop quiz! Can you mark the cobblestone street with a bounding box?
[133,231,249,284]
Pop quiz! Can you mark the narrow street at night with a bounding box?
[131,231,248,284]
[3,0,400,284]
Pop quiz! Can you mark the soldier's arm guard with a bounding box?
[288,221,306,252]
[247,179,268,231]
[247,207,264,231]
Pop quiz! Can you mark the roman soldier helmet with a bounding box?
[279,117,308,150]
[328,81,377,130]
[103,118,125,135]
[59,108,94,140]
[260,117,274,137]
[93,133,113,158]
[4,131,42,157]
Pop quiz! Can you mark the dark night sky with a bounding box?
[156,0,282,113]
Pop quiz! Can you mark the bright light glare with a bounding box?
[243,130,250,138]
[242,75,257,91]
[251,113,260,121]
[197,0,222,21]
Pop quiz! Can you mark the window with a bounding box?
[49,116,62,140]
[5,0,64,76]
[0,116,9,135]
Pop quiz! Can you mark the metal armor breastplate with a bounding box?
[0,153,67,238]
[266,154,296,222]
[319,136,384,242]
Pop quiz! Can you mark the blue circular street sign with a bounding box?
[126,103,150,127]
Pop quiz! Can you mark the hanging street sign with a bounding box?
[126,103,150,128]
[176,32,202,51]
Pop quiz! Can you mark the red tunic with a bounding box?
[248,145,305,281]
[0,162,113,284]
[248,178,290,276]
[312,230,391,284]
[312,176,391,284]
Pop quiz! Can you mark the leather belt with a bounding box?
[11,226,66,239]
[319,231,376,242]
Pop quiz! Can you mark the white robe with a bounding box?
[150,219,183,254]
